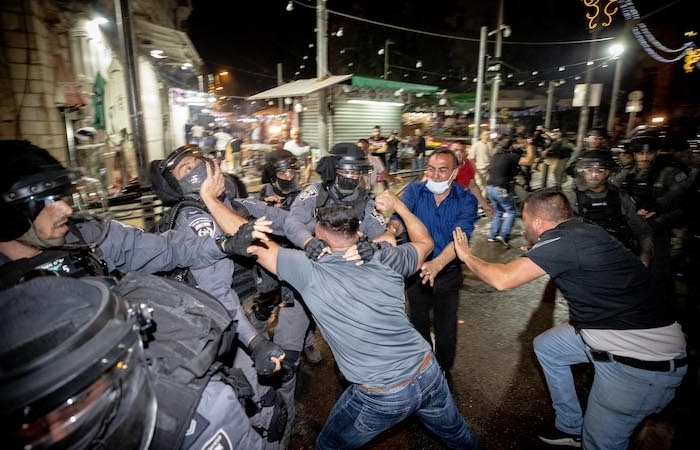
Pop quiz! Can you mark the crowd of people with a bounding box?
[1,117,698,449]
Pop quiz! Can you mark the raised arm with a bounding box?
[375,190,433,273]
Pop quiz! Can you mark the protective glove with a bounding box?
[356,236,379,264]
[220,221,257,256]
[304,237,329,260]
[248,333,285,376]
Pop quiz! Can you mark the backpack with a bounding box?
[112,272,236,449]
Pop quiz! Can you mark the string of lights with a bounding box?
[618,0,695,63]
[288,0,614,46]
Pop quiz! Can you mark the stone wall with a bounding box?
[0,0,70,164]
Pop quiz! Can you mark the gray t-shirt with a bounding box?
[277,244,431,388]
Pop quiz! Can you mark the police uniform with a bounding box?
[565,178,654,259]
[284,182,386,249]
[619,163,687,302]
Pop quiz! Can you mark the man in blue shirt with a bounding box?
[389,147,479,385]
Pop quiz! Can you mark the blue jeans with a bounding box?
[412,155,424,170]
[316,354,481,450]
[486,185,517,239]
[533,323,687,450]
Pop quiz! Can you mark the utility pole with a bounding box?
[474,26,487,143]
[316,0,328,155]
[114,0,149,183]
[277,63,283,114]
[607,49,624,133]
[383,39,394,80]
[575,29,599,152]
[488,0,505,131]
[545,80,555,130]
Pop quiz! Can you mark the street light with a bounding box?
[606,43,625,133]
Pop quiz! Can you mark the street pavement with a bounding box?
[276,211,698,450]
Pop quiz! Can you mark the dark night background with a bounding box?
[186,0,698,117]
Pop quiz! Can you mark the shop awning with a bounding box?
[351,76,439,94]
[247,75,353,100]
[135,19,203,67]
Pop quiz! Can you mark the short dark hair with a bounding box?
[316,205,360,239]
[523,187,573,222]
[357,138,369,146]
[428,147,459,169]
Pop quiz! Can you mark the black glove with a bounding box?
[248,333,285,376]
[305,237,328,260]
[221,221,257,256]
[356,236,379,264]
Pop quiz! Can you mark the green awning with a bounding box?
[351,76,439,94]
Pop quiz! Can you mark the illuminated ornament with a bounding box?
[583,0,618,30]
[416,60,423,68]
[684,48,700,73]
[439,98,447,105]
[294,103,303,113]
[286,1,293,12]
[284,97,293,105]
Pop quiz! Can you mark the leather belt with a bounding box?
[589,350,688,372]
[360,352,432,393]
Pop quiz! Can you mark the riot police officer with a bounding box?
[618,134,688,303]
[564,149,654,266]
[0,140,287,449]
[284,142,391,255]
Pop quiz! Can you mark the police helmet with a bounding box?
[0,277,157,449]
[156,145,209,199]
[629,136,660,153]
[0,141,108,242]
[576,149,614,171]
[261,149,300,195]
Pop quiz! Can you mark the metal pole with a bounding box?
[384,40,390,79]
[607,54,623,133]
[316,0,329,155]
[545,80,555,129]
[488,0,504,131]
[575,30,599,153]
[277,63,284,114]
[627,110,637,137]
[115,0,149,183]
[474,26,487,143]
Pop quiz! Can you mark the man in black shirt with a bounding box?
[452,188,687,450]
[411,128,427,170]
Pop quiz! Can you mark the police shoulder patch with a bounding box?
[189,217,216,238]
[298,185,319,201]
[200,429,232,450]
[675,171,687,183]
[369,208,386,225]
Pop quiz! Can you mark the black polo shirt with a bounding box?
[525,217,673,330]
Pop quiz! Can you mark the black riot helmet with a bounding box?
[0,140,108,242]
[315,143,374,196]
[629,135,661,153]
[576,149,615,171]
[0,277,157,450]
[261,149,300,196]
[152,145,210,203]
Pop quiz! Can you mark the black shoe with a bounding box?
[538,426,582,447]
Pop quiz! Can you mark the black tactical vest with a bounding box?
[575,186,636,251]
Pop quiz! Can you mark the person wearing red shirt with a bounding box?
[451,142,494,219]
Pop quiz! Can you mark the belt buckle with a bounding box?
[590,350,612,362]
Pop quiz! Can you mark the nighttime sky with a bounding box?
[187,0,696,100]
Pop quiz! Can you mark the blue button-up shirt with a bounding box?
[394,181,478,266]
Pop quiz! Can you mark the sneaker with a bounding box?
[495,236,510,247]
[304,344,323,364]
[538,426,582,447]
[487,237,497,242]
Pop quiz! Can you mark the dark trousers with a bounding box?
[407,268,463,373]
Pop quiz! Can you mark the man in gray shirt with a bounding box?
[246,190,482,450]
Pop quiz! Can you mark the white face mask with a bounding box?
[425,178,452,194]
